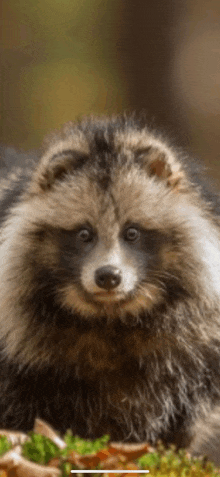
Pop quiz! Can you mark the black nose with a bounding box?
[95,266,121,290]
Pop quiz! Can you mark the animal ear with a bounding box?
[30,148,89,192]
[137,144,186,190]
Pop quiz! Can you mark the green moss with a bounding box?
[137,444,220,476]
[22,432,59,465]
[0,432,220,477]
[63,431,110,455]
[0,436,11,456]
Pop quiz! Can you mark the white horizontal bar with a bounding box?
[71,471,149,473]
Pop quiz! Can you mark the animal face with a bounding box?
[15,118,198,320]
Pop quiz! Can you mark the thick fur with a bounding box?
[1,116,220,462]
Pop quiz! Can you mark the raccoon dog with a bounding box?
[1,116,220,463]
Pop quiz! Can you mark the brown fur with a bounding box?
[1,115,220,463]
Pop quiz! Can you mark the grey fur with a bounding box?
[1,116,220,464]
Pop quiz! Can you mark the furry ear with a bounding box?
[30,148,89,192]
[136,144,186,189]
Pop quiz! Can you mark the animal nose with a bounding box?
[95,266,122,290]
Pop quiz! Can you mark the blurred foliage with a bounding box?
[3,0,220,185]
[1,0,128,148]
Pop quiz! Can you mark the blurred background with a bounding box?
[1,0,220,182]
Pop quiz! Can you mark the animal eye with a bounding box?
[124,227,140,242]
[77,228,93,242]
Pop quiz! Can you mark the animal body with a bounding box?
[1,116,220,463]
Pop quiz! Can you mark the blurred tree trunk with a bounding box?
[116,1,185,141]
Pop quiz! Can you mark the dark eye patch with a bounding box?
[123,227,140,243]
[141,228,167,251]
[57,226,96,279]
[58,225,97,270]
[122,223,166,251]
[120,224,171,276]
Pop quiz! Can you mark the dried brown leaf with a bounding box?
[0,431,28,446]
[33,420,66,450]
[0,447,61,477]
